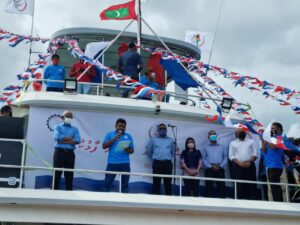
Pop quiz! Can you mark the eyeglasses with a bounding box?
[158,127,166,130]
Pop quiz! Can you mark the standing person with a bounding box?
[44,54,66,92]
[102,118,134,193]
[53,111,81,190]
[229,129,257,200]
[69,58,96,94]
[263,122,284,202]
[202,130,227,198]
[118,41,143,81]
[147,123,175,195]
[0,105,12,117]
[180,137,202,197]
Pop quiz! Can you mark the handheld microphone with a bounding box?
[168,124,177,128]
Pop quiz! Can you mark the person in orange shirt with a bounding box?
[69,59,96,94]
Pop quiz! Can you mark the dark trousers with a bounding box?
[267,168,283,202]
[46,87,63,92]
[103,163,130,193]
[205,168,225,198]
[53,148,75,190]
[183,177,199,197]
[260,174,268,201]
[233,162,257,200]
[152,160,173,195]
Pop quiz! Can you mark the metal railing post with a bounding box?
[51,168,55,190]
[285,184,290,202]
[234,181,237,199]
[119,173,122,193]
[179,177,182,196]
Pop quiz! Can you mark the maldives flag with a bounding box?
[100,0,137,20]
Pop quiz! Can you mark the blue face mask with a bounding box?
[158,129,167,137]
[209,134,217,142]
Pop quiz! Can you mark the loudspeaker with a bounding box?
[0,140,24,188]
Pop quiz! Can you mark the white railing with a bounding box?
[24,79,251,109]
[0,163,298,202]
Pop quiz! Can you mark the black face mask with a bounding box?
[238,131,246,140]
[271,130,278,137]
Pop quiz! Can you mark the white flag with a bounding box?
[185,30,214,52]
[84,42,110,60]
[5,0,34,16]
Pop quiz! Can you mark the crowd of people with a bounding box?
[50,109,299,202]
[42,41,163,96]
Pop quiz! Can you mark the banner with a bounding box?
[25,106,260,193]
[5,0,34,16]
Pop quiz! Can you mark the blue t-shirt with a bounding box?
[118,50,143,80]
[180,149,202,168]
[140,75,159,90]
[103,130,134,164]
[260,150,268,175]
[266,145,284,169]
[44,65,65,88]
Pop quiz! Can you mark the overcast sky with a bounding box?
[0,0,299,133]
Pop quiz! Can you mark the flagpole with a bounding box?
[137,0,141,54]
[28,0,36,66]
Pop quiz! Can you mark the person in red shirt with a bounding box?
[69,59,96,94]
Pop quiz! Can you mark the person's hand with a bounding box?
[114,130,123,141]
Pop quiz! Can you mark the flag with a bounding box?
[100,0,137,20]
[185,30,213,52]
[84,42,110,60]
[5,0,34,16]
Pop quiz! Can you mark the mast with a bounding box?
[137,0,142,54]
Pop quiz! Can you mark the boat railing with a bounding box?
[0,163,298,202]
[24,79,249,109]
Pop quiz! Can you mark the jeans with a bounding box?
[103,163,130,193]
[78,84,91,94]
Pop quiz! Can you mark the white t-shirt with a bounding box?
[229,138,257,161]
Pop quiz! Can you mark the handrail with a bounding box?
[0,163,298,202]
[23,79,251,109]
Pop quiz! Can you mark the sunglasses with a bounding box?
[158,127,166,130]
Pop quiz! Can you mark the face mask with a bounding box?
[187,143,195,149]
[158,129,167,137]
[64,117,72,124]
[238,131,246,140]
[209,134,217,142]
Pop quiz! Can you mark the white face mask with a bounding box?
[64,117,72,124]
[187,143,195,149]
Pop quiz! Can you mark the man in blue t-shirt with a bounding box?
[44,54,65,92]
[102,118,134,193]
[263,122,284,202]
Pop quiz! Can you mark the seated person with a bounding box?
[140,68,159,90]
[43,54,65,92]
[69,59,96,94]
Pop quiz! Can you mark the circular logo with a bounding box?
[8,177,17,186]
[13,0,27,12]
[47,114,64,132]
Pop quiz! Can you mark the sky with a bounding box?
[0,0,299,135]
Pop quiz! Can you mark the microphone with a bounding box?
[168,124,177,128]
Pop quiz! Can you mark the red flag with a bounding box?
[147,53,165,87]
[118,42,129,57]
[100,0,137,21]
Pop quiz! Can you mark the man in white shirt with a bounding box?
[229,128,257,200]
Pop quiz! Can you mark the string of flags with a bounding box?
[0,28,298,139]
